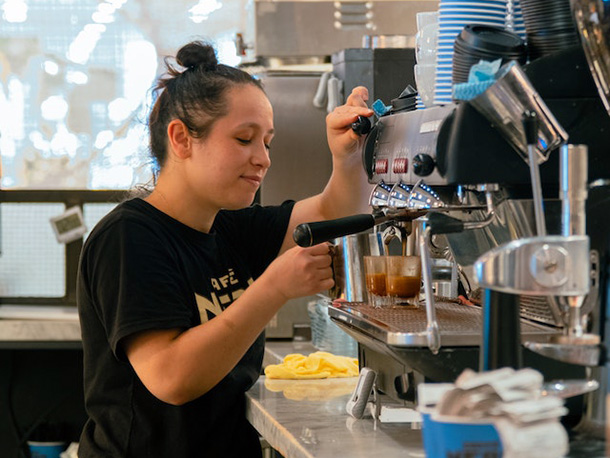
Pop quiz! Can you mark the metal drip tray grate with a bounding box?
[519,295,560,326]
[328,301,560,347]
[470,288,561,327]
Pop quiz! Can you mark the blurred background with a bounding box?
[0,0,252,190]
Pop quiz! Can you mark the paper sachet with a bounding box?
[427,367,569,458]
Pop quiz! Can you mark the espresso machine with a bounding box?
[293,1,610,440]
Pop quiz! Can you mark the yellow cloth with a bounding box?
[264,351,359,380]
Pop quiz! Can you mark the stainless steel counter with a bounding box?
[250,340,425,458]
[255,342,607,458]
[245,376,425,458]
[0,318,81,349]
[0,306,81,344]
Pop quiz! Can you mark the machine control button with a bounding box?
[375,159,388,175]
[392,158,408,174]
[413,153,435,176]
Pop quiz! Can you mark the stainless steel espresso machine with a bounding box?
[293,1,610,442]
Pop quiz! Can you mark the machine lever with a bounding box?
[351,115,372,136]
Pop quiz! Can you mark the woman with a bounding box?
[77,40,373,457]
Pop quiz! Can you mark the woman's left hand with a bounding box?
[326,86,375,163]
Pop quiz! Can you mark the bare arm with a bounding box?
[124,242,333,405]
[279,86,375,254]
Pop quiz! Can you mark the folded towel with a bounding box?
[453,58,503,101]
[264,351,359,380]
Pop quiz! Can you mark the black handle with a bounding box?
[428,213,465,235]
[293,214,377,247]
[522,110,538,146]
[351,116,372,136]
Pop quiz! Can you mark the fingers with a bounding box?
[327,106,374,132]
[319,277,335,292]
[328,86,373,126]
[311,244,334,288]
[283,244,333,293]
[305,243,334,270]
[330,104,374,118]
[346,86,369,107]
[309,242,334,256]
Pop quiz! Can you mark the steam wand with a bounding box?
[419,224,440,354]
[523,111,546,236]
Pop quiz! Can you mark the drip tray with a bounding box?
[328,301,560,347]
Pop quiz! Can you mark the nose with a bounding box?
[252,141,271,169]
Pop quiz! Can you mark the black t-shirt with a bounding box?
[77,198,295,457]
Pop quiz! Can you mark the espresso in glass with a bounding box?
[386,256,422,306]
[386,275,420,298]
[366,272,387,296]
[363,256,389,308]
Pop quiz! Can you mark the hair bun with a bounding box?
[176,41,218,72]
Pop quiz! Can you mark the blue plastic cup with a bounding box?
[27,441,67,458]
[421,411,503,457]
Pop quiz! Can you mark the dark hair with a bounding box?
[148,40,264,170]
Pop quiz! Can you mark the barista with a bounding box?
[76,40,374,457]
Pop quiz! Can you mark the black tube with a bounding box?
[522,110,539,146]
[480,289,523,371]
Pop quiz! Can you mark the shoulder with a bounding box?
[83,198,169,255]
[87,197,145,232]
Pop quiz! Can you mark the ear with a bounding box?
[167,119,192,160]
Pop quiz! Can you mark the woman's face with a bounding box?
[188,84,274,210]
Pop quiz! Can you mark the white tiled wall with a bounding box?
[0,202,116,298]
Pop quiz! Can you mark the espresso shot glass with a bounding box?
[385,256,422,307]
[363,255,389,308]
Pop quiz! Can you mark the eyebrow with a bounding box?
[236,122,274,135]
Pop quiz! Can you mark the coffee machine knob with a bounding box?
[413,153,435,176]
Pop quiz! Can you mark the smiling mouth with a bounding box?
[242,176,262,186]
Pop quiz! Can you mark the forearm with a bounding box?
[129,243,331,404]
[318,153,373,219]
[130,274,286,405]
[278,135,374,253]
[318,85,375,220]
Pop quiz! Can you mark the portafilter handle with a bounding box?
[292,206,482,247]
[293,213,388,247]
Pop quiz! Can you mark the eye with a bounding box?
[237,138,251,145]
[264,137,273,151]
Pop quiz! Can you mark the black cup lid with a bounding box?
[458,24,526,55]
[454,40,526,60]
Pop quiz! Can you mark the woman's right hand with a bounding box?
[326,86,374,163]
[263,243,334,302]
